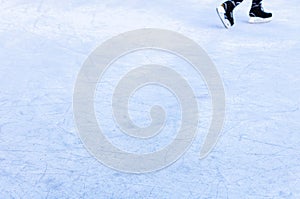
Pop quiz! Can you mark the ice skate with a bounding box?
[249,4,272,23]
[216,2,235,29]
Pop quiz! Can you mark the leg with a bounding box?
[224,0,244,8]
[251,0,262,8]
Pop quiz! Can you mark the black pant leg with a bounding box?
[251,0,262,7]
[231,0,244,6]
[227,0,263,7]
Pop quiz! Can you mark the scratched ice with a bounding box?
[0,0,299,198]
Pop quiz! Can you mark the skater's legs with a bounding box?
[217,0,272,27]
[223,0,262,9]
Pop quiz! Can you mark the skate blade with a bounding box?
[249,17,272,24]
[216,6,231,29]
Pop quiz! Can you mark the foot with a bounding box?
[249,5,272,23]
[216,2,235,29]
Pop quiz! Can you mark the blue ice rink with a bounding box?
[1,0,300,198]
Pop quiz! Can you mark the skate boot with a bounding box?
[216,1,235,29]
[249,3,272,23]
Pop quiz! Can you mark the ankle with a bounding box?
[223,1,235,12]
[251,2,262,9]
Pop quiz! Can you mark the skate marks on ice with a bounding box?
[73,28,225,173]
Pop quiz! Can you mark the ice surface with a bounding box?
[0,0,299,198]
